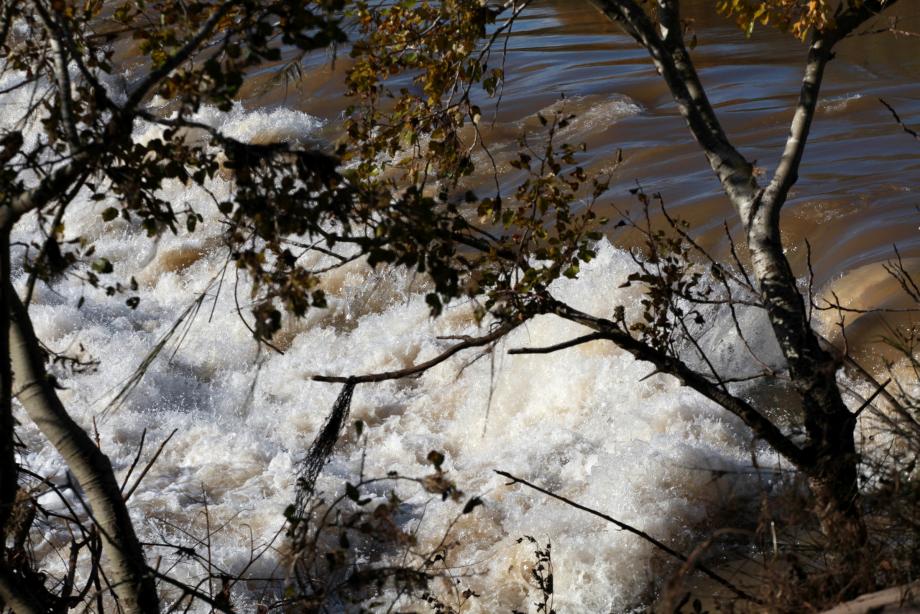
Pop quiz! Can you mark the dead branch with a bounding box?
[124,429,178,502]
[508,332,607,355]
[313,320,521,384]
[881,98,920,140]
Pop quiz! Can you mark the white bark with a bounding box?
[9,292,159,613]
[587,0,897,545]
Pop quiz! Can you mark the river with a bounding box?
[242,0,920,363]
[6,1,920,611]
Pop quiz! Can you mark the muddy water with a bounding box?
[244,1,920,362]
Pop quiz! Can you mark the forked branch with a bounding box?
[533,295,806,466]
[313,320,522,384]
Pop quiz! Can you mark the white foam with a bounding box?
[821,92,863,113]
[524,94,643,136]
[9,94,777,611]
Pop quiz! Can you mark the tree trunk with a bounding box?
[9,292,159,614]
[804,412,866,549]
[808,470,865,550]
[748,212,867,550]
[0,231,16,545]
[586,0,894,556]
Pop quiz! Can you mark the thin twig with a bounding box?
[313,321,520,384]
[124,429,178,502]
[880,98,919,140]
[494,470,762,604]
[509,332,606,355]
[852,378,892,419]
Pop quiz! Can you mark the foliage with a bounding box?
[716,0,833,38]
[340,0,609,318]
[513,536,556,614]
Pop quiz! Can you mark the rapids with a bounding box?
[4,1,920,611]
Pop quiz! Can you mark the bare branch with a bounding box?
[880,98,920,140]
[313,320,522,384]
[536,295,806,466]
[588,0,759,218]
[760,36,833,222]
[152,570,236,614]
[124,429,178,502]
[852,378,892,419]
[758,0,898,220]
[735,0,901,228]
[494,470,762,604]
[508,332,606,355]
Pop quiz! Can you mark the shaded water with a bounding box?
[6,2,920,611]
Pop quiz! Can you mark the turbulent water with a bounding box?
[5,1,920,611]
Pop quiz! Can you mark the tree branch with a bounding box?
[536,295,805,466]
[588,0,896,475]
[494,470,762,604]
[588,0,760,218]
[761,0,898,223]
[880,97,919,141]
[124,1,234,111]
[5,148,96,229]
[508,332,607,355]
[9,290,159,613]
[31,0,81,147]
[0,231,14,554]
[760,37,832,225]
[313,320,521,384]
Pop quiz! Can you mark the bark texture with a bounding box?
[0,231,15,547]
[587,0,898,547]
[9,293,159,613]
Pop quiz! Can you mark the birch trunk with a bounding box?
[9,292,159,613]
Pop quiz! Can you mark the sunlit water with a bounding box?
[4,1,920,610]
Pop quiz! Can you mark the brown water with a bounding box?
[242,0,920,362]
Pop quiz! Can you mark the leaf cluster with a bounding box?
[717,0,836,38]
[340,1,609,320]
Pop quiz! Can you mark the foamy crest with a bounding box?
[192,102,325,145]
[524,94,643,137]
